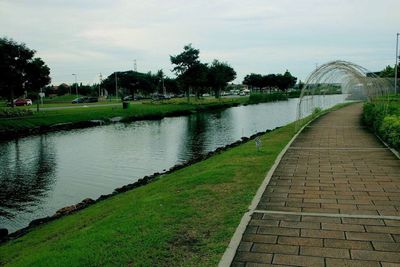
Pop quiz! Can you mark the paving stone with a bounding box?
[324,239,373,250]
[372,241,400,252]
[365,225,400,234]
[300,246,350,258]
[346,232,394,242]
[279,220,320,229]
[302,216,341,223]
[272,254,324,267]
[301,229,345,239]
[341,217,385,226]
[351,250,400,262]
[258,226,299,237]
[321,222,365,232]
[237,241,253,252]
[249,219,280,227]
[381,263,400,267]
[242,234,277,244]
[251,243,299,255]
[325,258,381,267]
[234,251,272,264]
[277,236,323,247]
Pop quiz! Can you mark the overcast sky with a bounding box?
[1,0,399,85]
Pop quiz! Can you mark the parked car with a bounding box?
[71,97,98,104]
[72,97,88,103]
[123,95,144,101]
[152,94,170,100]
[13,98,32,106]
[86,97,98,103]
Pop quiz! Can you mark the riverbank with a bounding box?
[0,103,350,266]
[0,93,298,140]
[0,98,246,140]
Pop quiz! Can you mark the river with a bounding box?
[0,95,347,232]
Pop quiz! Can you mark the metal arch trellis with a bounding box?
[295,60,394,132]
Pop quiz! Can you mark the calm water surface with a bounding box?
[0,96,346,232]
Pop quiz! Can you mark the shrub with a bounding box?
[0,108,33,118]
[312,107,322,116]
[288,90,301,98]
[363,98,400,150]
[379,115,400,149]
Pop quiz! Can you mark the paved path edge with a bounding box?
[218,113,324,267]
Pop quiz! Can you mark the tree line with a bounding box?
[243,71,297,92]
[1,38,301,104]
[0,37,50,106]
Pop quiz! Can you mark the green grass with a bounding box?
[0,104,349,266]
[0,97,247,133]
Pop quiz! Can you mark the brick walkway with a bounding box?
[229,104,400,267]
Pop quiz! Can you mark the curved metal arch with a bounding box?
[296,60,393,127]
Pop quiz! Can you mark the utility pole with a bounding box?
[162,75,166,96]
[115,72,118,101]
[72,73,78,97]
[134,59,137,72]
[395,33,399,95]
[99,73,103,96]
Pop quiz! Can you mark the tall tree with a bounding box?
[170,44,200,100]
[0,37,51,106]
[208,60,236,98]
[379,65,398,78]
[243,73,263,90]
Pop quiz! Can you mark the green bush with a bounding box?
[0,108,33,118]
[312,107,323,116]
[379,115,400,148]
[248,92,288,104]
[363,99,400,149]
[288,90,301,98]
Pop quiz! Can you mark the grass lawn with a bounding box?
[0,121,302,266]
[0,103,351,266]
[0,97,247,133]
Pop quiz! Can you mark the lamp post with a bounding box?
[115,72,118,101]
[72,73,78,97]
[395,33,399,95]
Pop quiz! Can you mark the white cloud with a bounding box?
[0,0,399,84]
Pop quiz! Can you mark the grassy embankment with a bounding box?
[0,103,350,266]
[0,93,290,134]
[363,95,400,149]
[0,97,248,133]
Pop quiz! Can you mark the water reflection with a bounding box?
[0,96,347,232]
[0,136,56,218]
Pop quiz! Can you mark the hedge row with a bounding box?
[0,108,33,118]
[363,99,400,149]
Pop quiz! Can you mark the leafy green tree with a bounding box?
[187,62,209,98]
[208,60,236,98]
[102,71,157,99]
[243,73,263,90]
[282,70,297,90]
[0,37,51,106]
[164,77,180,94]
[170,44,201,100]
[379,65,397,78]
[243,70,297,92]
